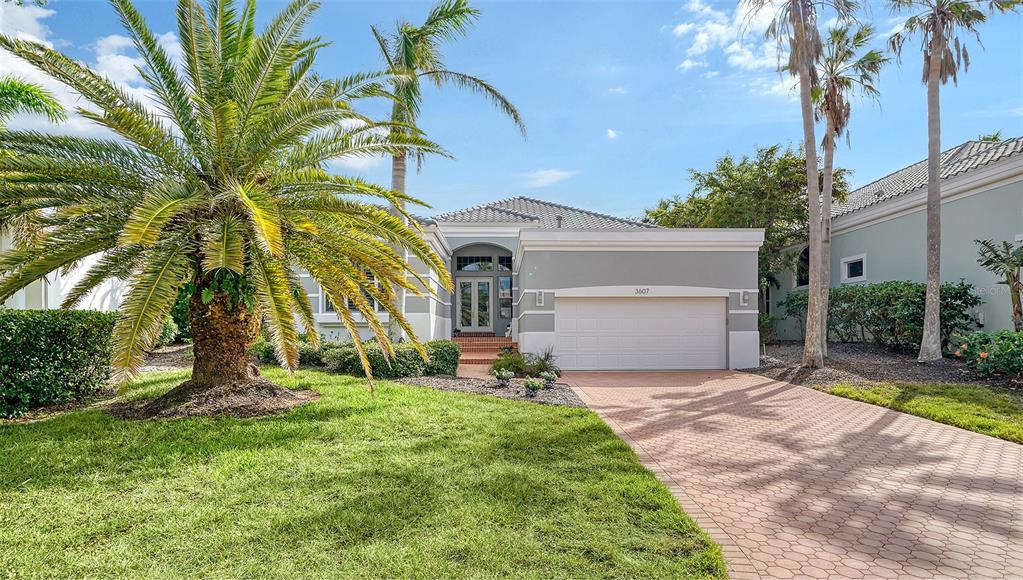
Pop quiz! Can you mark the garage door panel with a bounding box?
[553,297,726,370]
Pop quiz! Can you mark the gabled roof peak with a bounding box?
[434,196,656,230]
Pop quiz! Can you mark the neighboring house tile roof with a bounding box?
[833,136,1023,218]
[433,196,656,229]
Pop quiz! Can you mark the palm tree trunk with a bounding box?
[820,127,835,357]
[189,290,261,387]
[387,152,408,342]
[918,33,944,362]
[795,7,824,369]
[1010,279,1022,332]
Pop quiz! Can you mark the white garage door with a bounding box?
[554,297,727,370]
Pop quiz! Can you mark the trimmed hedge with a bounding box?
[956,330,1023,380]
[779,280,981,351]
[0,309,115,417]
[321,340,460,378]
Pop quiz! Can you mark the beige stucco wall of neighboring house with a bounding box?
[773,178,1023,340]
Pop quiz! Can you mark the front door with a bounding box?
[456,277,492,332]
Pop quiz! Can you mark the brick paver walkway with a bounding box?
[564,371,1023,579]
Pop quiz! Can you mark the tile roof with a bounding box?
[433,196,656,229]
[833,136,1023,218]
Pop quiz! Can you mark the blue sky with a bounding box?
[1,0,1021,219]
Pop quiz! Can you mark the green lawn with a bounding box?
[0,368,725,578]
[827,382,1023,444]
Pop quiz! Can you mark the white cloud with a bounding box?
[327,156,385,172]
[751,75,797,100]
[518,169,578,188]
[678,58,707,71]
[606,129,618,140]
[670,0,786,73]
[0,3,182,137]
[608,86,628,95]
[702,70,720,79]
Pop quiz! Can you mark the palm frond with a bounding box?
[202,213,246,273]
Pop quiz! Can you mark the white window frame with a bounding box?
[840,253,867,284]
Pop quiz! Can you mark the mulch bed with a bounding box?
[140,343,193,372]
[396,375,586,408]
[756,341,1015,389]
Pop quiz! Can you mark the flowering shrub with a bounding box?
[956,331,1023,380]
[523,378,544,392]
[539,371,557,387]
[494,368,514,387]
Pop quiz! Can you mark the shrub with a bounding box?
[424,340,460,376]
[0,310,116,417]
[154,315,179,348]
[956,330,1023,380]
[539,371,557,387]
[322,342,426,379]
[490,352,530,377]
[780,281,981,351]
[170,284,192,339]
[527,347,561,377]
[523,378,544,392]
[494,368,514,387]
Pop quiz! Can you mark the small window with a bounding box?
[795,246,810,287]
[456,256,493,272]
[841,254,866,284]
[498,277,512,319]
[498,256,513,271]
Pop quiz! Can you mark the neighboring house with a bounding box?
[0,236,125,311]
[772,136,1023,339]
[300,196,765,370]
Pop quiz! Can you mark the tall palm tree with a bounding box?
[815,25,887,355]
[0,76,65,128]
[0,0,449,407]
[889,0,1020,362]
[745,0,855,368]
[372,0,525,339]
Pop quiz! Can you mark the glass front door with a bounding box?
[457,278,492,331]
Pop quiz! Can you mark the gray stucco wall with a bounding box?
[772,179,1023,340]
[518,250,759,290]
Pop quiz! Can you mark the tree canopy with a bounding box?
[643,144,849,294]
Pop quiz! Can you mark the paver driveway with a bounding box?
[564,371,1023,579]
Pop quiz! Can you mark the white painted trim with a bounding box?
[535,290,545,307]
[513,289,553,306]
[517,310,555,319]
[553,285,756,298]
[728,310,760,315]
[515,228,765,264]
[419,225,452,256]
[840,253,867,284]
[832,154,1023,236]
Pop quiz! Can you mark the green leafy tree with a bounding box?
[814,25,888,354]
[0,76,65,128]
[372,0,525,338]
[745,0,856,368]
[644,145,849,312]
[975,239,1023,331]
[0,0,449,405]
[889,0,1021,361]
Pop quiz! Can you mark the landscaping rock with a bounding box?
[396,375,585,407]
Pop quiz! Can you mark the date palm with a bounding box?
[0,76,65,128]
[372,0,525,338]
[0,0,449,405]
[889,0,1020,361]
[745,0,855,368]
[975,239,1023,331]
[814,25,887,355]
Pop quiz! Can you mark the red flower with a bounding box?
[980,352,990,359]
[955,350,962,357]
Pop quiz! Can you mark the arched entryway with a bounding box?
[450,243,514,336]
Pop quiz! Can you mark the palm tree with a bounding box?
[0,76,65,128]
[0,0,449,410]
[889,0,1020,362]
[814,25,888,355]
[372,0,525,339]
[975,239,1023,331]
[745,0,855,368]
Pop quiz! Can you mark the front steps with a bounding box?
[453,334,516,366]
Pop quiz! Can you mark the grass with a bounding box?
[0,368,725,578]
[827,382,1023,444]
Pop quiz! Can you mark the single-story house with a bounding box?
[772,136,1023,338]
[298,196,765,370]
[3,196,766,371]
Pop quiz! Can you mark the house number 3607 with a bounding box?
[634,287,650,295]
